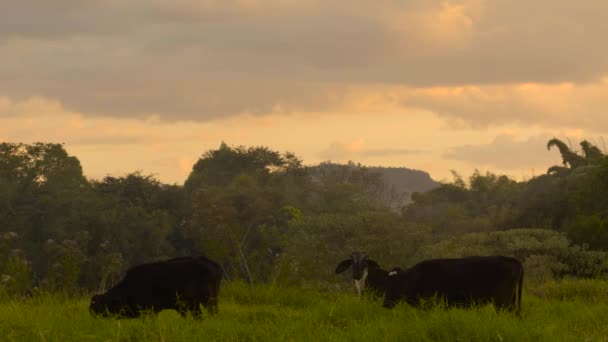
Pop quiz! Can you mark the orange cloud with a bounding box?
[0,97,561,184]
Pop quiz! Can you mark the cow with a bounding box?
[89,256,222,318]
[335,252,396,298]
[383,256,523,314]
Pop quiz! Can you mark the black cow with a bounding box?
[335,252,394,298]
[383,256,523,314]
[90,256,222,318]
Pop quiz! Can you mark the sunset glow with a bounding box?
[2,1,606,183]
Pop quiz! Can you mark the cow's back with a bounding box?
[400,256,522,308]
[413,256,519,290]
[117,256,221,308]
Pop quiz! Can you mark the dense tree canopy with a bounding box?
[1,140,608,297]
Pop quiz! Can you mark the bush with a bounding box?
[529,278,608,303]
[413,228,608,281]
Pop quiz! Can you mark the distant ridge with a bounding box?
[368,166,438,196]
[309,162,439,211]
[368,166,439,208]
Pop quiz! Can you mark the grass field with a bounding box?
[1,280,608,341]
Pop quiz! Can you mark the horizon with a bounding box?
[15,138,580,186]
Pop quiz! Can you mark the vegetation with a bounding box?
[2,139,608,297]
[0,141,438,294]
[2,138,608,340]
[1,281,608,341]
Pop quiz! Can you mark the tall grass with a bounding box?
[1,280,607,341]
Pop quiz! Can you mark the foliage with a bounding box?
[403,170,521,234]
[281,211,430,288]
[181,143,312,283]
[0,253,31,298]
[0,143,87,274]
[414,228,608,282]
[529,278,608,303]
[404,139,608,251]
[2,139,608,296]
[308,161,427,212]
[0,232,31,298]
[42,231,89,295]
[546,138,605,173]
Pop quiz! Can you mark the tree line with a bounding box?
[1,139,608,297]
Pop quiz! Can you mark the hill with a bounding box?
[308,161,439,211]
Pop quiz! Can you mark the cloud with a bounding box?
[320,139,424,161]
[397,79,608,130]
[443,134,565,170]
[3,93,587,183]
[68,136,146,146]
[1,1,608,123]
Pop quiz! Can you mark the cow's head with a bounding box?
[89,293,130,317]
[335,252,380,296]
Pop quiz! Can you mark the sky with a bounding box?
[2,0,607,184]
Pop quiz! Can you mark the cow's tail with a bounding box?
[517,265,523,316]
[208,262,222,315]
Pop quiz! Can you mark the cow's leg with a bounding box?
[494,299,509,313]
[175,298,203,319]
[189,302,203,319]
[206,295,219,315]
[494,291,516,313]
[174,303,199,318]
[207,281,220,315]
[176,304,189,318]
[174,295,187,318]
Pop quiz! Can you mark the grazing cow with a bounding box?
[89,256,222,318]
[335,252,394,297]
[383,256,523,313]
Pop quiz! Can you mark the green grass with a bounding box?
[1,280,608,341]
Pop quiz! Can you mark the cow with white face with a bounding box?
[335,252,392,298]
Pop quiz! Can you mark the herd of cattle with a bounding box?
[89,253,524,318]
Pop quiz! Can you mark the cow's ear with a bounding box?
[335,259,353,274]
[366,259,380,269]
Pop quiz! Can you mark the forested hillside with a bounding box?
[369,166,438,200]
[308,163,438,211]
[1,139,607,297]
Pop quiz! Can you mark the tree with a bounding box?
[281,211,430,288]
[580,140,604,162]
[182,143,310,283]
[185,142,289,191]
[547,138,587,171]
[307,162,388,214]
[546,138,605,174]
[403,171,520,235]
[85,173,176,267]
[415,228,608,281]
[0,143,87,277]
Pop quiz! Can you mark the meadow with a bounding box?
[1,280,608,342]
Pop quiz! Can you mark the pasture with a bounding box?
[1,280,608,342]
